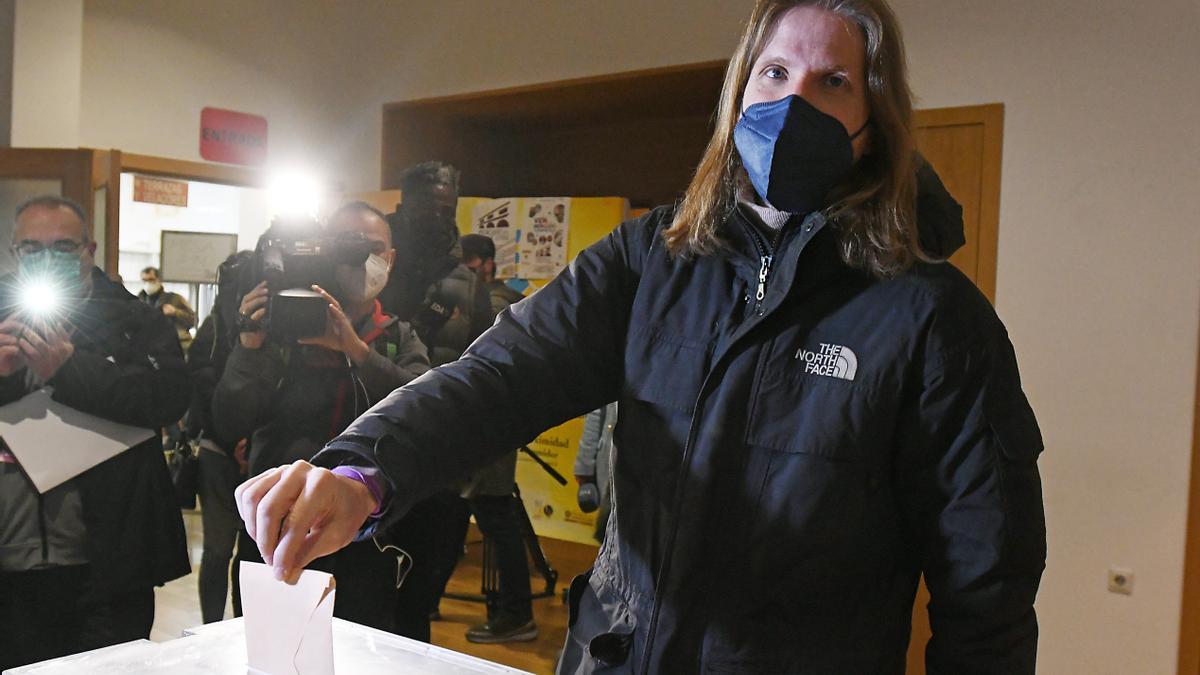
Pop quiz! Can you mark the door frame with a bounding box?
[103,152,265,272]
[1180,307,1200,675]
[0,147,96,220]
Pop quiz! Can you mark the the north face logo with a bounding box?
[795,343,858,381]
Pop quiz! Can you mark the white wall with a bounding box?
[328,0,751,192]
[896,1,1200,672]
[11,0,82,147]
[80,0,355,190]
[79,0,751,192]
[68,1,1200,672]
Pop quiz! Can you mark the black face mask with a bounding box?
[734,94,869,214]
[403,212,455,255]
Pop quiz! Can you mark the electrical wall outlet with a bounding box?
[1108,567,1134,595]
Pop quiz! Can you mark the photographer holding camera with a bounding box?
[212,201,429,632]
[0,196,190,669]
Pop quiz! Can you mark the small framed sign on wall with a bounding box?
[160,230,238,284]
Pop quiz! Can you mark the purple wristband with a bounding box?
[330,466,384,518]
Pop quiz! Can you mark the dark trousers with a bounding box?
[387,493,467,642]
[197,448,241,623]
[233,531,399,633]
[77,585,155,651]
[471,494,533,622]
[426,492,473,615]
[0,566,154,670]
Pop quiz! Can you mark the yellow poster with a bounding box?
[459,196,628,545]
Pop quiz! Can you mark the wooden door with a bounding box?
[914,104,1003,302]
[904,103,1005,674]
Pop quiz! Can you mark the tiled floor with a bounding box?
[153,510,598,674]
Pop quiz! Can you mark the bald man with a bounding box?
[0,196,191,669]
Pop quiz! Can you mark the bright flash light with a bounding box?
[268,169,322,220]
[18,279,63,319]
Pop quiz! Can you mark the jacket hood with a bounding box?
[914,156,966,260]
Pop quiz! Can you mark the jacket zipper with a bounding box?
[37,491,49,563]
[744,218,784,316]
[638,214,786,672]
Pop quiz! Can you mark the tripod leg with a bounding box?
[512,486,558,595]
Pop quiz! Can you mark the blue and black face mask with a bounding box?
[733,94,869,215]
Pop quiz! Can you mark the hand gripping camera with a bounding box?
[236,216,375,341]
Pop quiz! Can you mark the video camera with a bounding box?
[234,216,375,341]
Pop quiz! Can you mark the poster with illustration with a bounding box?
[518,197,570,279]
[471,198,518,278]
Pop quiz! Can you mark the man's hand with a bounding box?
[239,281,269,349]
[18,320,74,381]
[296,285,369,364]
[234,460,378,584]
[161,303,177,317]
[0,319,27,377]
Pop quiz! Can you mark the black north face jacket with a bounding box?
[317,170,1046,674]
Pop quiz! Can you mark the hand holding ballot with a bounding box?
[235,460,379,584]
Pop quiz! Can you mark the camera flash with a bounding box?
[19,279,63,318]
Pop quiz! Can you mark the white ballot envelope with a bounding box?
[240,561,336,675]
[0,387,155,493]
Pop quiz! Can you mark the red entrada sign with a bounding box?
[200,107,268,166]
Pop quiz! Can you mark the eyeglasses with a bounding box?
[12,240,87,257]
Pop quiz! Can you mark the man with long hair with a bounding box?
[236,1,1045,672]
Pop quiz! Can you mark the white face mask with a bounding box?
[335,253,390,304]
[143,281,162,296]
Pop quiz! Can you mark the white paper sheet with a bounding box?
[240,561,336,675]
[0,387,155,493]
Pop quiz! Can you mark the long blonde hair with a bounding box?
[664,0,926,278]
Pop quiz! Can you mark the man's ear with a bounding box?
[383,248,396,272]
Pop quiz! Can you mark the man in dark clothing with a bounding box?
[378,161,494,361]
[373,163,495,641]
[461,233,525,315]
[138,266,196,352]
[441,234,537,644]
[213,202,429,634]
[0,196,191,670]
[186,250,253,623]
[239,6,1045,666]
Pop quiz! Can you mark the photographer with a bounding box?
[0,196,190,669]
[212,202,429,632]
